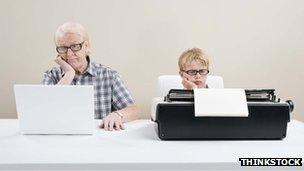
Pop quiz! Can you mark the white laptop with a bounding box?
[14,85,94,135]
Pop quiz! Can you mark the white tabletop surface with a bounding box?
[0,119,303,170]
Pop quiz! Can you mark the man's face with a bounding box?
[56,33,88,71]
[180,60,208,88]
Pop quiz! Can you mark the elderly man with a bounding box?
[42,22,138,131]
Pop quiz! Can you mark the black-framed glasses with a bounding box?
[56,41,85,54]
[183,69,209,76]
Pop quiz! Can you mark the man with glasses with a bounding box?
[178,48,210,89]
[42,22,138,131]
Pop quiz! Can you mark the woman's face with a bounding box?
[56,33,88,71]
[180,60,208,88]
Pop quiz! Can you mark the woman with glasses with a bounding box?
[42,22,138,131]
[178,48,210,89]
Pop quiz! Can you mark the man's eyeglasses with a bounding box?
[56,41,85,54]
[183,69,209,76]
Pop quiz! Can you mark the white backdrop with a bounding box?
[0,0,303,121]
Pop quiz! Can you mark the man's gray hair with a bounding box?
[54,22,90,45]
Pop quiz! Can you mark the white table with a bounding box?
[0,119,303,170]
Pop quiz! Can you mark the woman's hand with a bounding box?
[100,112,124,131]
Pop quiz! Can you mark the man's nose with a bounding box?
[66,48,74,56]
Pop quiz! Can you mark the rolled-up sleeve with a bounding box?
[41,68,61,85]
[111,71,134,110]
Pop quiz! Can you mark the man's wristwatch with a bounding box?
[114,111,124,119]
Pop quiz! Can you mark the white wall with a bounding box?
[0,0,303,121]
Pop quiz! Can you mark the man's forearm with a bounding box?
[116,105,139,122]
[57,72,75,85]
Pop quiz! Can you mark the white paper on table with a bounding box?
[194,88,249,117]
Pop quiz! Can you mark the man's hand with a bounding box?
[54,55,75,75]
[181,77,197,90]
[55,55,76,85]
[100,112,124,131]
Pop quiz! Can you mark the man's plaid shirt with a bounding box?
[42,60,134,119]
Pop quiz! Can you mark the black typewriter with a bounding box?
[165,89,293,110]
[245,89,277,102]
[155,89,294,140]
